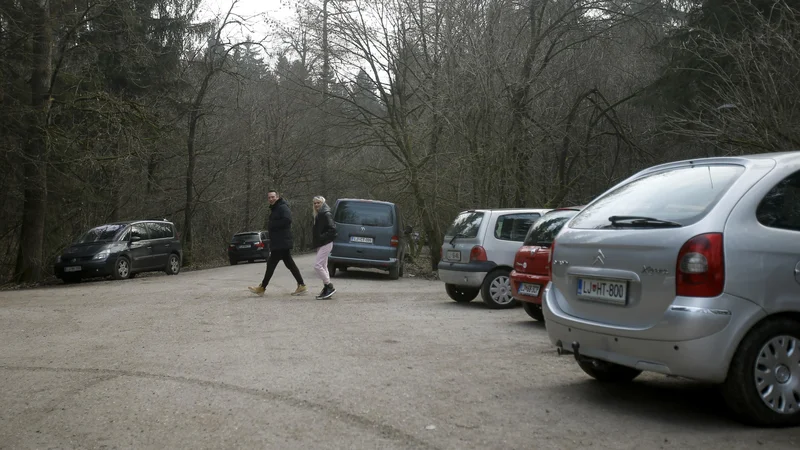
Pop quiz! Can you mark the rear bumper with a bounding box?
[54,259,115,278]
[437,261,496,288]
[510,271,547,304]
[228,249,269,261]
[328,255,398,269]
[543,286,767,383]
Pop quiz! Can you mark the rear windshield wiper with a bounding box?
[607,215,682,228]
[449,233,467,246]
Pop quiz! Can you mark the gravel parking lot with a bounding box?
[1,254,798,449]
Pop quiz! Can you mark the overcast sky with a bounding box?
[198,0,295,42]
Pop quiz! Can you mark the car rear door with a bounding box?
[331,201,396,261]
[485,212,542,266]
[145,222,171,268]
[128,223,154,269]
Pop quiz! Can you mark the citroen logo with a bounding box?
[593,249,605,266]
[360,226,366,232]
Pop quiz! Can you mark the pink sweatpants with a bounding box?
[314,242,334,284]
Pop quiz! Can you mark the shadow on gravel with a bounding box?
[550,376,744,427]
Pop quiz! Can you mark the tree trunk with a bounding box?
[183,111,198,266]
[14,0,52,283]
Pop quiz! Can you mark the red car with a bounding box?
[510,207,582,321]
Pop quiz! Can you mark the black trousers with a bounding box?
[261,249,304,287]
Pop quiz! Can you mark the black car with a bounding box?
[54,220,182,283]
[228,231,270,265]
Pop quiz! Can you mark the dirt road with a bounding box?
[1,254,798,449]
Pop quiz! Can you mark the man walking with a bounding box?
[249,190,307,296]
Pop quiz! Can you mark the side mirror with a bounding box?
[131,236,141,243]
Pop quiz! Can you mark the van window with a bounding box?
[523,210,578,246]
[494,213,540,241]
[334,201,394,227]
[76,224,126,243]
[146,222,173,239]
[445,211,484,238]
[570,164,745,229]
[756,170,800,232]
[130,224,149,240]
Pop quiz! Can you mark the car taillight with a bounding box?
[676,233,724,297]
[255,242,264,249]
[229,244,235,248]
[390,236,399,247]
[469,245,487,262]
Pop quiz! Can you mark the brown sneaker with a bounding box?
[248,285,265,296]
[291,284,307,296]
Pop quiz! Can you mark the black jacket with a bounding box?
[268,198,293,250]
[312,204,337,249]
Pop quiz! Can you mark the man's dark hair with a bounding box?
[267,189,279,196]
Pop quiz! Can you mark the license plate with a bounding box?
[446,250,460,261]
[577,277,627,305]
[238,244,251,249]
[64,266,81,273]
[518,283,540,296]
[350,236,373,244]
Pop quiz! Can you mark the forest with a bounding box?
[1,0,797,283]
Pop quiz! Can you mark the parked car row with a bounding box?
[438,152,800,428]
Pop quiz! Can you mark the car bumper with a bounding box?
[510,271,547,304]
[54,258,115,278]
[228,249,269,261]
[543,286,767,383]
[328,255,398,269]
[437,261,496,288]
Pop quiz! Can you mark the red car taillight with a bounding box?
[255,242,265,249]
[469,245,487,262]
[390,236,399,247]
[676,233,724,297]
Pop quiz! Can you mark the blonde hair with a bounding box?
[312,196,326,217]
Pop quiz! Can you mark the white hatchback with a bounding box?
[438,208,549,308]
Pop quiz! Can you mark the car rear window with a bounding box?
[76,224,126,243]
[445,211,485,238]
[570,164,745,229]
[524,210,578,246]
[334,201,394,227]
[232,233,260,243]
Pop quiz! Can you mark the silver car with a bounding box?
[439,208,549,308]
[544,152,800,427]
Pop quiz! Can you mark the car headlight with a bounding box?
[93,251,110,261]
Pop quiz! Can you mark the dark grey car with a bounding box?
[327,199,409,280]
[227,231,270,265]
[54,220,182,283]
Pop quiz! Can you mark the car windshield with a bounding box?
[76,224,126,243]
[232,233,260,243]
[523,210,578,246]
[334,201,394,227]
[445,211,484,238]
[570,164,745,229]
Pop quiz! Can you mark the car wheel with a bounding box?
[248,259,254,264]
[398,260,405,278]
[445,284,479,303]
[523,302,545,321]
[165,253,181,275]
[113,256,131,280]
[328,262,337,278]
[577,357,642,382]
[229,259,237,266]
[481,269,518,309]
[389,264,400,280]
[721,317,800,427]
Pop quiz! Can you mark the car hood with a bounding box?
[62,242,115,258]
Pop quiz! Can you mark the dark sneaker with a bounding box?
[315,286,326,299]
[321,284,336,299]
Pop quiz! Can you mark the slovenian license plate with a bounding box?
[64,266,81,273]
[350,236,373,244]
[518,283,540,296]
[577,277,627,305]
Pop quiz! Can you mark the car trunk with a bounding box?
[332,223,395,261]
[514,245,551,276]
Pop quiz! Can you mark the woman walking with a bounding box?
[312,196,337,299]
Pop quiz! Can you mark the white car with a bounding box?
[438,208,550,308]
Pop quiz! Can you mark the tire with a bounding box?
[248,259,254,264]
[328,262,337,278]
[398,259,405,278]
[229,259,237,266]
[445,284,479,303]
[577,357,642,382]
[389,264,400,280]
[523,302,545,322]
[721,317,800,427]
[165,253,181,275]
[481,269,519,309]
[113,256,131,280]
